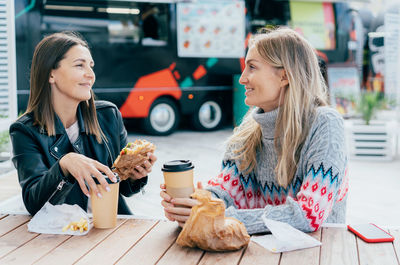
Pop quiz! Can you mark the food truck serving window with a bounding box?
[42,0,169,46]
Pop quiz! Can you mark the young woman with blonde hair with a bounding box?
[161,27,348,233]
[10,32,156,215]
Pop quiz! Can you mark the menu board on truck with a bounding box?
[177,1,245,58]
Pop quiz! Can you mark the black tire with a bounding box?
[191,99,223,131]
[143,98,179,135]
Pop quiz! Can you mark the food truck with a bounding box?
[15,0,363,134]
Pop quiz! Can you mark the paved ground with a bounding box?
[1,126,400,228]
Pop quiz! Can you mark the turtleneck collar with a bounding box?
[252,107,279,139]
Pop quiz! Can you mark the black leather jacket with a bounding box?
[9,101,147,215]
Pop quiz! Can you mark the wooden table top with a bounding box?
[0,214,399,265]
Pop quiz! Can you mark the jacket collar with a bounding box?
[50,104,87,159]
[76,104,86,134]
[54,103,86,135]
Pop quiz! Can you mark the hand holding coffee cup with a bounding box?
[90,173,120,229]
[162,160,195,198]
[161,160,198,227]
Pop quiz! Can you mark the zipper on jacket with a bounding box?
[47,179,66,203]
[57,180,66,190]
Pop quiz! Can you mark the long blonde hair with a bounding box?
[228,27,328,187]
[25,32,104,143]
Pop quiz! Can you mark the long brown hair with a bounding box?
[228,27,328,187]
[25,31,104,142]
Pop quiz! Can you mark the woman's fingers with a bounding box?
[160,182,193,226]
[197,181,203,189]
[142,160,152,172]
[171,197,199,208]
[133,165,147,179]
[160,190,171,202]
[161,199,174,209]
[76,177,90,197]
[148,153,157,164]
[164,211,175,221]
[84,175,101,198]
[95,161,117,182]
[167,213,190,223]
[59,153,118,198]
[126,154,156,182]
[164,205,192,216]
[91,169,110,196]
[160,185,194,226]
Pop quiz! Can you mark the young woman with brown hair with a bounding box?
[10,32,156,215]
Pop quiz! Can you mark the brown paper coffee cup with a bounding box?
[90,174,120,229]
[162,160,194,198]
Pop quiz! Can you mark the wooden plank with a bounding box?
[320,227,359,265]
[279,229,321,265]
[156,243,204,265]
[0,223,38,259]
[239,241,280,265]
[389,229,400,265]
[0,233,71,264]
[0,214,30,237]
[75,219,157,265]
[117,221,180,264]
[198,248,244,265]
[357,236,398,265]
[35,219,127,265]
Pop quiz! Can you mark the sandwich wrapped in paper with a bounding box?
[176,189,250,251]
[112,139,156,180]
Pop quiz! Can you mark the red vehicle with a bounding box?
[15,0,363,135]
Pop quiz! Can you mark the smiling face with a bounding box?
[239,46,287,112]
[49,44,95,106]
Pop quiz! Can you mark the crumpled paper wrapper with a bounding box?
[251,215,321,253]
[176,189,250,251]
[28,202,91,236]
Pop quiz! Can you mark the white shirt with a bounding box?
[65,120,79,144]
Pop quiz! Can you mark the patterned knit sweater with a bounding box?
[207,106,348,234]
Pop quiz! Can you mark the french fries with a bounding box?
[62,218,88,233]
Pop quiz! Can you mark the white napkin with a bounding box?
[251,216,321,253]
[28,202,92,236]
